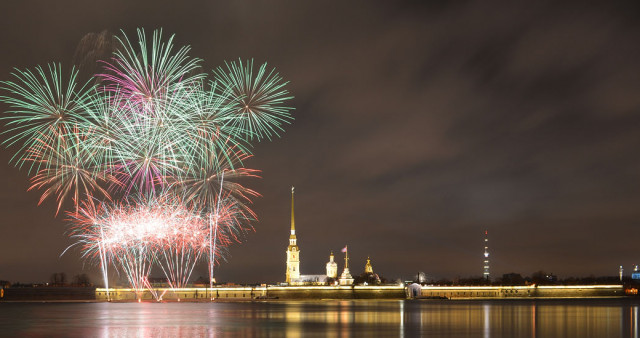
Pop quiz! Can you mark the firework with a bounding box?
[26,125,114,214]
[0,64,94,172]
[213,59,294,141]
[68,192,251,297]
[1,28,294,296]
[98,28,204,113]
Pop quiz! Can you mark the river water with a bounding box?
[1,298,639,337]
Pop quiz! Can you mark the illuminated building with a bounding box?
[285,187,300,284]
[365,256,374,274]
[632,265,640,280]
[483,230,490,280]
[326,252,338,278]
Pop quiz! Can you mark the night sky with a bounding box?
[1,0,640,285]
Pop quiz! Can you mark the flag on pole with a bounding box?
[341,246,348,253]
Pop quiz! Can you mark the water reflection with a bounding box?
[1,299,640,337]
[483,303,489,338]
[631,305,638,338]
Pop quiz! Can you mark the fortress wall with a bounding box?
[96,287,257,301]
[267,286,405,299]
[419,285,624,299]
[95,285,406,301]
[93,284,625,301]
[535,285,624,298]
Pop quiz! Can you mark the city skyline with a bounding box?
[2,0,640,284]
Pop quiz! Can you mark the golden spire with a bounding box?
[290,186,295,233]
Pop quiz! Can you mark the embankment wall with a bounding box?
[95,285,407,301]
[418,285,624,299]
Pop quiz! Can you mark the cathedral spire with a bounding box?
[290,186,295,233]
[285,186,300,284]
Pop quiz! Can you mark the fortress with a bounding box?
[283,190,493,289]
[2,187,627,302]
[91,188,626,301]
[285,187,375,286]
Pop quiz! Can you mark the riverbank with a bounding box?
[0,284,628,301]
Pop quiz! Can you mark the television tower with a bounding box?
[483,230,490,280]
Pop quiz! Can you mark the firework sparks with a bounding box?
[214,59,294,141]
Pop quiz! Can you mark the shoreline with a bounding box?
[0,284,632,302]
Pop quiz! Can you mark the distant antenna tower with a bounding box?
[483,230,490,280]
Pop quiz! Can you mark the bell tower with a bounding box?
[285,186,300,283]
[326,252,338,278]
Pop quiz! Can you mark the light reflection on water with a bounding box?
[1,299,639,337]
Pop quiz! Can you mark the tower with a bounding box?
[285,187,300,283]
[339,245,354,285]
[326,252,338,278]
[483,230,490,280]
[364,256,374,274]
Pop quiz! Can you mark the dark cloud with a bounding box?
[1,0,640,284]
